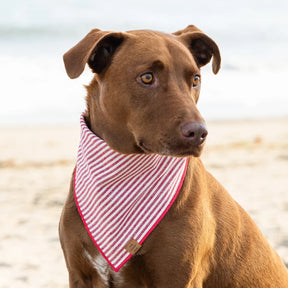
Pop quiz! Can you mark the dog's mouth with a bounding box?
[137,139,205,158]
[174,145,205,158]
[138,141,153,153]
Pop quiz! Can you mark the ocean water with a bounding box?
[0,0,288,124]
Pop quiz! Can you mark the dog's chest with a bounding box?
[85,251,125,287]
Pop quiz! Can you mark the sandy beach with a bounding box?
[0,118,288,287]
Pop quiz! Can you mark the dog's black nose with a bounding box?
[181,122,208,145]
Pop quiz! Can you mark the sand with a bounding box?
[0,118,288,287]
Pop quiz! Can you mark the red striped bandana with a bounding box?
[74,115,188,272]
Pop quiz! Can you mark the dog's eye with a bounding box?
[140,73,154,85]
[192,75,200,88]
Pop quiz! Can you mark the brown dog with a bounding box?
[59,25,288,287]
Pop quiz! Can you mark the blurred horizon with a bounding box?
[1,0,288,125]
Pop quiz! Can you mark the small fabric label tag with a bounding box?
[124,238,142,255]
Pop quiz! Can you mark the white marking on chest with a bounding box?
[111,269,125,286]
[84,251,126,286]
[85,251,110,286]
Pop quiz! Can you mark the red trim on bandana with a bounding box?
[74,114,188,272]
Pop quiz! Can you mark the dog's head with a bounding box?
[63,25,221,157]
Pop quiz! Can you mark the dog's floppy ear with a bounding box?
[63,29,125,79]
[174,25,221,74]
[173,25,203,36]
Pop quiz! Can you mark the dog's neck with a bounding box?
[85,78,141,154]
[84,78,106,140]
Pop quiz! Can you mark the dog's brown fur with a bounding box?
[59,25,288,287]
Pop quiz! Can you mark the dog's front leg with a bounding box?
[149,271,204,288]
[68,271,92,288]
[140,255,206,288]
[67,267,109,288]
